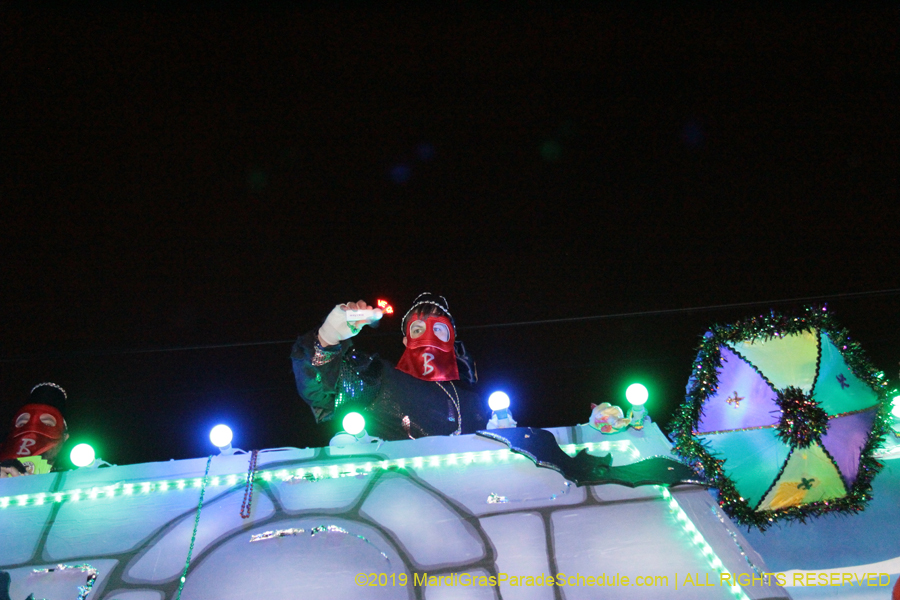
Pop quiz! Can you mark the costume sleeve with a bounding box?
[291,331,384,424]
[291,331,348,423]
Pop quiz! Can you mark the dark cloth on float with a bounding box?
[291,331,483,440]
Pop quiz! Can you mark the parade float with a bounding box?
[2,306,898,600]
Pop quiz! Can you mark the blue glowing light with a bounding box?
[488,391,511,412]
[210,424,233,448]
[390,164,411,183]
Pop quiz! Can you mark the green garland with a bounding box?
[775,386,828,448]
[670,305,894,530]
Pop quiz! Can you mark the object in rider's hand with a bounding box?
[344,308,384,323]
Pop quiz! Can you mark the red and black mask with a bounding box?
[0,404,66,460]
[396,314,459,381]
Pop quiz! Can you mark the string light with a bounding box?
[658,486,751,600]
[0,441,638,509]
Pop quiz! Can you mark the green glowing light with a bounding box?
[540,140,562,162]
[626,383,649,406]
[342,412,366,436]
[70,443,96,467]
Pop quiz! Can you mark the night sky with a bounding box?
[3,7,899,468]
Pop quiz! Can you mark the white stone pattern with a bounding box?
[0,425,788,600]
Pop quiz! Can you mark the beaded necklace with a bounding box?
[434,381,462,435]
[175,454,212,600]
[240,450,259,519]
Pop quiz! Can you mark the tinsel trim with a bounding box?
[670,305,894,530]
[811,328,824,397]
[775,386,828,448]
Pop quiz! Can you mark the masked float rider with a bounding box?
[292,293,482,440]
[0,383,69,477]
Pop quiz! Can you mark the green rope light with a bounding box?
[0,441,640,509]
[658,486,752,600]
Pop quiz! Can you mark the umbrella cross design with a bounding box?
[672,306,894,529]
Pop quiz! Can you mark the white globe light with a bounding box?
[892,395,900,419]
[70,443,96,467]
[488,391,511,411]
[626,383,649,406]
[343,412,366,436]
[209,424,233,448]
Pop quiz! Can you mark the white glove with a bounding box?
[318,304,383,347]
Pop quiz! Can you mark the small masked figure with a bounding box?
[0,383,69,476]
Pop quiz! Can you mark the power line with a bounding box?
[464,288,900,330]
[3,287,899,363]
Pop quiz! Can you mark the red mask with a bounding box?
[396,315,459,381]
[0,404,66,460]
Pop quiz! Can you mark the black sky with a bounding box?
[2,6,899,467]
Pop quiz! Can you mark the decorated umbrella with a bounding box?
[672,306,893,529]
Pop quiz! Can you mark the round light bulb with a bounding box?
[209,424,233,448]
[488,391,511,412]
[626,383,649,406]
[342,412,366,436]
[70,443,96,467]
[892,395,900,419]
